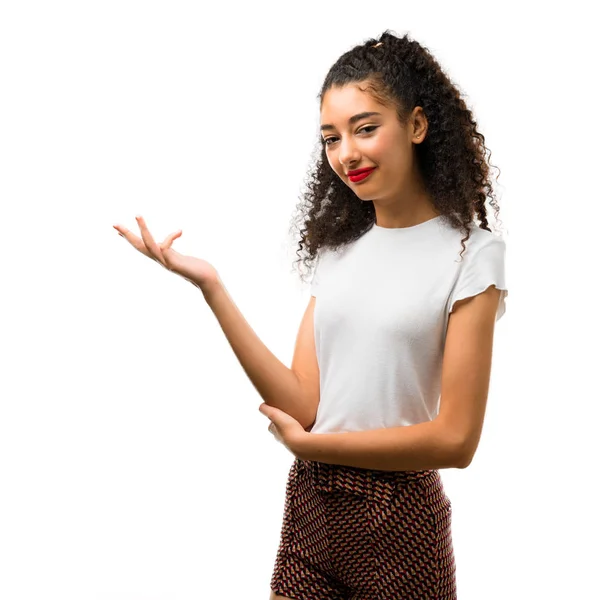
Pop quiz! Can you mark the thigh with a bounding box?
[269,459,349,600]
[368,470,457,599]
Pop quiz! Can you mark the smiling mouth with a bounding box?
[348,168,376,182]
[347,167,376,176]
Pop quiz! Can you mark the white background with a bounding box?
[1,1,598,598]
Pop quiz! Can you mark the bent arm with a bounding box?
[298,419,465,471]
[201,277,314,430]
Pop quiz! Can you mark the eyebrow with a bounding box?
[320,111,383,132]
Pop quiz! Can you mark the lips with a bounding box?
[348,167,376,183]
[347,167,376,176]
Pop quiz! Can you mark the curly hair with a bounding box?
[289,29,502,283]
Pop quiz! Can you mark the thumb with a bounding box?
[258,402,272,418]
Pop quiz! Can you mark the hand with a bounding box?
[259,403,308,459]
[114,215,219,291]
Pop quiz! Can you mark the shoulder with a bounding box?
[451,222,506,260]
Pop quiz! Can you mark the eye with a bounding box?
[322,125,379,146]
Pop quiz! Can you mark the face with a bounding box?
[320,83,428,204]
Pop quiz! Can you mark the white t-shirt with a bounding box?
[309,214,508,434]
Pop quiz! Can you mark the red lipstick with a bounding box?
[348,167,376,183]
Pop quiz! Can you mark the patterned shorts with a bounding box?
[270,458,457,599]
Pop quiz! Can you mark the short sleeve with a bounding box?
[448,237,508,321]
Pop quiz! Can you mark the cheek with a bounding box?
[325,153,344,176]
[325,154,338,174]
[369,133,398,157]
[377,140,410,172]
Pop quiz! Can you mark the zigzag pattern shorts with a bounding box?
[270,458,457,599]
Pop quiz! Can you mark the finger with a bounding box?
[269,425,283,444]
[136,216,168,268]
[114,224,153,258]
[161,230,183,251]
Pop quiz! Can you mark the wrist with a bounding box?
[293,432,313,461]
[198,275,224,299]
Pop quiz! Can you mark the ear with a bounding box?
[411,106,428,143]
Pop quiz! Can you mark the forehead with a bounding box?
[320,84,388,122]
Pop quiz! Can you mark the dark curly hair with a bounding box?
[289,29,502,283]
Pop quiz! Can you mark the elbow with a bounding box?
[456,453,472,469]
[300,409,317,432]
[438,420,478,469]
[303,418,316,433]
[454,438,476,469]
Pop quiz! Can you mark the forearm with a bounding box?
[298,419,466,472]
[200,276,312,429]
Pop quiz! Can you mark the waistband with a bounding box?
[296,458,438,503]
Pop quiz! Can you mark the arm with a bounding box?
[298,419,464,471]
[297,285,503,471]
[201,277,317,430]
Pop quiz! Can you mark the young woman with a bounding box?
[114,29,507,600]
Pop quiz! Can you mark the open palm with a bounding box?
[113,215,219,290]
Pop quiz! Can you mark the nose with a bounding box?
[338,136,361,170]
